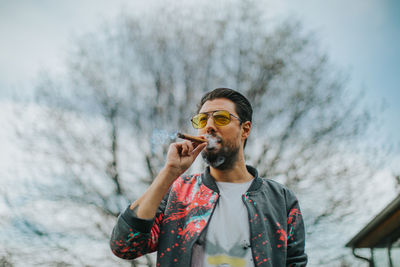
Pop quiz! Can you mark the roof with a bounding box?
[346,194,400,248]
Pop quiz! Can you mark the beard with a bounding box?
[201,135,240,170]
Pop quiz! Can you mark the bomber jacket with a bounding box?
[110,166,307,266]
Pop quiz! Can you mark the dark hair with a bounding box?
[197,88,253,148]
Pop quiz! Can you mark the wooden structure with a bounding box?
[346,194,400,266]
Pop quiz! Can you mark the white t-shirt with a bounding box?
[191,179,255,267]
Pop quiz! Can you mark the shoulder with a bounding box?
[260,178,291,192]
[259,178,299,206]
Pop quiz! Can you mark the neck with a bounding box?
[209,156,253,183]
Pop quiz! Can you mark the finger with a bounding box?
[182,141,195,156]
[181,142,189,156]
[169,142,180,154]
[186,141,194,153]
[191,142,207,158]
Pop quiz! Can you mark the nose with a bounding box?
[204,115,217,134]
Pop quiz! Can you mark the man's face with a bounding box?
[197,98,244,170]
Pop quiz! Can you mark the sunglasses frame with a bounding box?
[191,110,242,129]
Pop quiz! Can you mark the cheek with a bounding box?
[198,128,207,135]
[224,129,241,145]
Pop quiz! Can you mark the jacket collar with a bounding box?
[202,165,263,193]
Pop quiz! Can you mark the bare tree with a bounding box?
[7,0,387,265]
[0,253,14,267]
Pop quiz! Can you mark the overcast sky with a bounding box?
[1,0,399,152]
[281,0,400,148]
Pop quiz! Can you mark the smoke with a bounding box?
[151,129,178,145]
[205,155,225,167]
[206,134,220,150]
[151,129,177,153]
[202,134,226,168]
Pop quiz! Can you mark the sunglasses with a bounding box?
[191,110,242,129]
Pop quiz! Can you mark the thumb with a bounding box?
[191,142,207,158]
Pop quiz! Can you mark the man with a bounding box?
[110,88,307,266]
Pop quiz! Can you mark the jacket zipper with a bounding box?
[242,193,257,266]
[189,193,220,266]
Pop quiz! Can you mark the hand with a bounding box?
[164,140,207,180]
[128,140,206,220]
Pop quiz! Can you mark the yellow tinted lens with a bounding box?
[213,111,231,126]
[192,113,208,129]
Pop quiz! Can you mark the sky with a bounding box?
[280,0,400,149]
[0,0,399,149]
[0,1,399,264]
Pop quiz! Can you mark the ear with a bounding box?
[241,121,251,141]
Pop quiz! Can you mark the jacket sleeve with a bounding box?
[285,190,308,266]
[110,193,169,260]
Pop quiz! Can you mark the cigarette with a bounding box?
[177,132,207,143]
